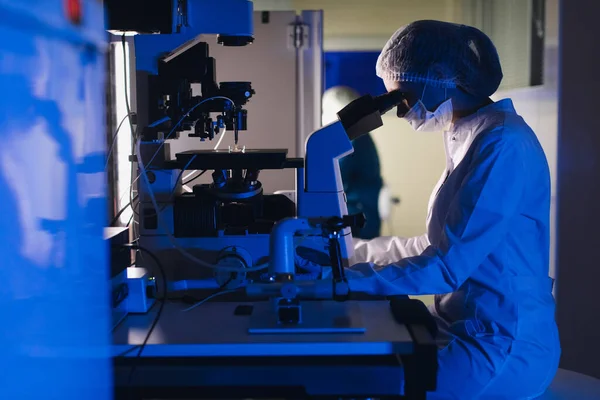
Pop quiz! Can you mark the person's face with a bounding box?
[384,79,451,118]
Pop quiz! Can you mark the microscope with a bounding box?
[133,5,358,287]
[126,0,406,330]
[244,90,406,331]
[136,40,405,326]
[108,5,439,396]
[136,36,306,287]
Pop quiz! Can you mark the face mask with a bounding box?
[404,95,453,132]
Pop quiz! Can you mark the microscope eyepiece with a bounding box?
[336,90,406,140]
[373,90,406,115]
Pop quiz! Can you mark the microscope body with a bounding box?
[128,0,405,296]
[245,91,406,325]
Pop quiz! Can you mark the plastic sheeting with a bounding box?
[0,1,111,398]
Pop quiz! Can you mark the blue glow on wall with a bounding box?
[324,51,386,95]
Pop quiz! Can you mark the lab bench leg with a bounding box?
[401,324,438,399]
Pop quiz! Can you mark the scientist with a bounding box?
[322,86,384,239]
[348,20,560,398]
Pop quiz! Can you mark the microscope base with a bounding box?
[248,301,366,334]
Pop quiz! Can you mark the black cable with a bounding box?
[131,175,140,218]
[180,275,234,304]
[220,275,235,289]
[172,169,188,193]
[133,165,204,222]
[120,244,167,387]
[105,112,135,170]
[128,162,137,225]
[121,35,134,142]
[115,276,235,358]
[182,169,207,186]
[115,345,139,358]
[130,165,186,222]
[110,194,139,226]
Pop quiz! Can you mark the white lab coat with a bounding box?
[350,100,560,399]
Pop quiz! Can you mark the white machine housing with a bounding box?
[297,120,355,262]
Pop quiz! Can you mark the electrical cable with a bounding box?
[213,126,227,150]
[128,173,141,218]
[131,98,233,223]
[121,35,134,142]
[120,244,167,386]
[181,127,227,182]
[133,97,234,231]
[126,213,134,227]
[129,136,139,224]
[182,169,207,187]
[137,114,268,273]
[181,289,238,313]
[170,154,197,197]
[117,174,140,205]
[105,112,135,170]
[115,345,139,358]
[179,273,234,303]
[182,170,196,181]
[115,276,234,359]
[110,194,139,226]
[133,153,198,221]
[145,96,235,171]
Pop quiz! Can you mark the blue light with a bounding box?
[324,51,387,95]
[0,1,111,399]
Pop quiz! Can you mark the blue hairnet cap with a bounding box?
[376,20,503,98]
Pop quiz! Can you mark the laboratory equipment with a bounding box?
[246,214,366,333]
[140,38,255,146]
[128,4,340,287]
[136,47,405,292]
[242,91,407,331]
[105,2,438,397]
[122,267,157,313]
[107,0,263,301]
[107,227,158,329]
[134,34,305,284]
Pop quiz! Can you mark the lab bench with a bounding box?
[113,300,437,399]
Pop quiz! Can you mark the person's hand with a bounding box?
[294,248,405,297]
[295,245,365,279]
[295,246,329,274]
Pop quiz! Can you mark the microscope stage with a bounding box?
[175,149,303,170]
